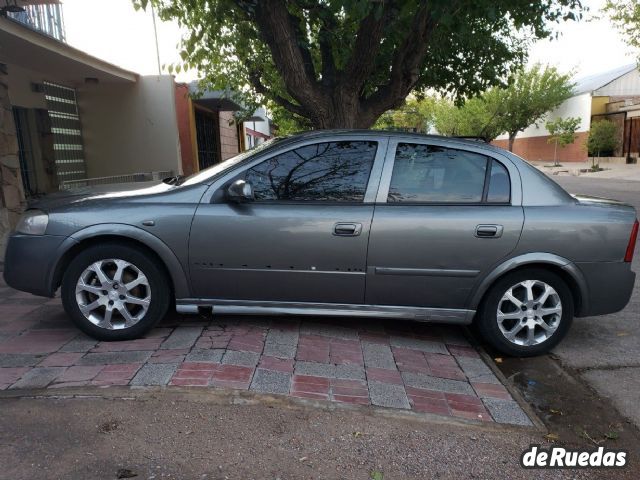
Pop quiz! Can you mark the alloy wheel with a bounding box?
[496,279,562,346]
[75,258,151,330]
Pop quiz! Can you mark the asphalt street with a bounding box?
[550,176,640,427]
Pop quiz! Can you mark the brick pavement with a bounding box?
[0,278,532,426]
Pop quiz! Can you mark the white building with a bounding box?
[242,107,273,149]
[493,64,640,162]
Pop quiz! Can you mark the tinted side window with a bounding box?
[388,143,488,203]
[246,141,377,202]
[486,160,511,203]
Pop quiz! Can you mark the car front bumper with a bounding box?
[576,261,636,317]
[3,233,72,297]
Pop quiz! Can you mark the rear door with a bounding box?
[189,135,387,304]
[365,139,524,309]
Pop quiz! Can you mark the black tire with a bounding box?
[61,243,170,341]
[476,268,574,357]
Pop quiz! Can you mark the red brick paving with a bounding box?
[471,382,512,400]
[91,363,142,386]
[0,283,530,425]
[0,329,76,354]
[258,356,294,373]
[366,367,403,385]
[38,352,84,367]
[0,367,29,390]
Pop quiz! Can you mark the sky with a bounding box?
[62,0,637,83]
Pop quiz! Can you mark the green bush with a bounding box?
[586,120,619,157]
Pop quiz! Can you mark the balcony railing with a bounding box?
[7,4,66,42]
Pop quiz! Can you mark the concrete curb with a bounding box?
[0,384,540,434]
[462,327,546,432]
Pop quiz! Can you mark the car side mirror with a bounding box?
[226,179,254,203]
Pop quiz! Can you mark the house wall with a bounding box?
[591,96,609,115]
[594,69,640,96]
[243,106,272,149]
[5,63,48,109]
[77,75,182,179]
[495,93,592,141]
[493,131,589,162]
[219,110,239,161]
[174,83,197,176]
[0,66,26,256]
[493,93,593,161]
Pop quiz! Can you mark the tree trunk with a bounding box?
[508,133,517,152]
[249,0,434,130]
[312,89,386,129]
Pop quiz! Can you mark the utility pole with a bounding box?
[151,4,161,75]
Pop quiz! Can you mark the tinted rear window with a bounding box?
[388,144,488,203]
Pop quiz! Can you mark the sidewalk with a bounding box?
[530,160,640,181]
[0,277,533,426]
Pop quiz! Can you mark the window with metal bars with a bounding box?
[195,108,221,170]
[43,82,87,186]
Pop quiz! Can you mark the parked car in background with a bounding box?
[4,131,638,356]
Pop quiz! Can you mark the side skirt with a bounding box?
[175,299,475,325]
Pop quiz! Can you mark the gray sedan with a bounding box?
[4,131,638,356]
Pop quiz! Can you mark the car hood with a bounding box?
[29,182,174,212]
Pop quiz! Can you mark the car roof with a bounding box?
[277,129,507,155]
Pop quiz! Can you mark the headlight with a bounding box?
[16,209,49,235]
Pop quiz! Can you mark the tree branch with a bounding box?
[247,70,310,118]
[360,3,448,121]
[242,0,325,116]
[341,1,395,93]
[317,15,337,87]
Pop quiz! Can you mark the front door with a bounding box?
[189,138,386,304]
[366,140,524,309]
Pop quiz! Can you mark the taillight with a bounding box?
[625,219,639,262]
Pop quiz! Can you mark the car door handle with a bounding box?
[334,222,362,236]
[475,224,504,238]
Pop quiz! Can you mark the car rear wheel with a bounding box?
[476,268,574,357]
[61,243,170,341]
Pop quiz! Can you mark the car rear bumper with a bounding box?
[3,233,70,297]
[576,261,636,317]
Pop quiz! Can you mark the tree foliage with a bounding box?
[268,101,311,136]
[587,119,620,157]
[603,0,640,56]
[489,65,575,151]
[429,65,574,145]
[135,0,583,129]
[546,116,581,165]
[432,96,503,141]
[374,97,437,133]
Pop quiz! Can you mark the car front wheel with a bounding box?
[61,243,170,341]
[476,268,574,357]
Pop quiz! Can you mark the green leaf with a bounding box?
[370,470,384,480]
[147,0,584,129]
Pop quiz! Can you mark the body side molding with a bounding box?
[176,299,475,324]
[374,267,480,278]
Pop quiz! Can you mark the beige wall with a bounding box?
[5,63,48,109]
[77,75,181,179]
[219,110,239,161]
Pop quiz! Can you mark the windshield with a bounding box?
[179,138,280,186]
